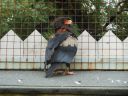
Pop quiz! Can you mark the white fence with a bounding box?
[0,29,128,70]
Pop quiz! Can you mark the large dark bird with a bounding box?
[44,17,78,77]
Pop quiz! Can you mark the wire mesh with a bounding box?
[0,0,128,70]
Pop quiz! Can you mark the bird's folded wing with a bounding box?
[45,32,69,63]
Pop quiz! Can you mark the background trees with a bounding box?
[0,0,128,40]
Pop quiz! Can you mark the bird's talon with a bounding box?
[63,71,75,75]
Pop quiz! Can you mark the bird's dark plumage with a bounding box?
[44,17,77,77]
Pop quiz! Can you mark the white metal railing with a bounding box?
[0,30,128,70]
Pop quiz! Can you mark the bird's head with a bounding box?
[52,17,73,32]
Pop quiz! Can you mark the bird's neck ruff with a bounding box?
[60,36,78,47]
[56,28,67,33]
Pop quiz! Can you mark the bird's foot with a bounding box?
[55,70,64,75]
[64,71,75,75]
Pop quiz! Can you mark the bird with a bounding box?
[44,17,78,78]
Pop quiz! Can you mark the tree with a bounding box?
[0,0,128,40]
[0,0,56,40]
[47,0,128,40]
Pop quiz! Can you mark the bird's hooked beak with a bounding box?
[64,20,73,25]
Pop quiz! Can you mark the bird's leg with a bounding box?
[65,67,74,75]
[54,69,64,75]
[64,63,74,75]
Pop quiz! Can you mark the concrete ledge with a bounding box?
[0,71,127,95]
[0,86,128,95]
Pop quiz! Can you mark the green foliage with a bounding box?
[0,0,56,40]
[0,0,128,40]
[81,0,128,40]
